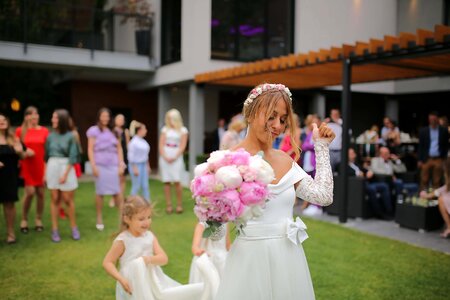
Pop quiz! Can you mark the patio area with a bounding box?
[295,206,450,254]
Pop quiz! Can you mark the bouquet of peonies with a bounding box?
[190,149,275,239]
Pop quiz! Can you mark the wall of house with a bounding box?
[393,0,449,94]
[397,0,444,33]
[295,0,397,53]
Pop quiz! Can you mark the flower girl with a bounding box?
[103,196,220,300]
[189,222,230,283]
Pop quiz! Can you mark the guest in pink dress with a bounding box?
[421,159,450,238]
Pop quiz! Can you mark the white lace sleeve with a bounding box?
[295,140,334,206]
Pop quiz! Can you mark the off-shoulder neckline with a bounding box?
[269,162,296,186]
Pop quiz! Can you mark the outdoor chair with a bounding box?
[326,176,372,219]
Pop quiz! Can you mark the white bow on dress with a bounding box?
[286,217,309,245]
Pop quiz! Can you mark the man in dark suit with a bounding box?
[418,111,449,190]
[212,118,227,152]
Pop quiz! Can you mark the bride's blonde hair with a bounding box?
[242,83,300,161]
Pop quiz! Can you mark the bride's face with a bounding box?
[251,99,288,145]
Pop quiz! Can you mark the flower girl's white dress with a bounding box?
[115,230,219,300]
[215,140,333,300]
[189,222,228,283]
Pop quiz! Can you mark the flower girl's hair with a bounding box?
[242,83,300,161]
[118,196,152,234]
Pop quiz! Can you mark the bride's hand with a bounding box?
[312,122,335,144]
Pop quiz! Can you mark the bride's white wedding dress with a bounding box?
[215,140,333,300]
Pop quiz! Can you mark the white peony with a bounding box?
[236,205,265,230]
[215,165,243,189]
[249,156,275,184]
[194,162,209,177]
[238,206,253,223]
[250,205,264,218]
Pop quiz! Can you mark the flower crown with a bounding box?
[244,83,292,107]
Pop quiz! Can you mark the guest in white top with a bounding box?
[128,121,151,202]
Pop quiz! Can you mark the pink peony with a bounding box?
[194,189,244,223]
[228,148,250,166]
[239,181,269,206]
[191,174,216,197]
[242,166,258,182]
[193,197,209,221]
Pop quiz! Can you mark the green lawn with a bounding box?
[1,180,449,300]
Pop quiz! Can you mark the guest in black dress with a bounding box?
[0,113,25,244]
[114,114,130,205]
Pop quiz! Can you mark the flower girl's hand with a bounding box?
[312,122,335,144]
[142,255,153,265]
[192,246,206,256]
[119,277,132,295]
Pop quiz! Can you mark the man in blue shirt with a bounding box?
[418,111,449,190]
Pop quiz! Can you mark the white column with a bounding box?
[385,98,399,123]
[312,93,326,119]
[188,83,205,176]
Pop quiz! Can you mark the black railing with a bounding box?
[0,0,153,57]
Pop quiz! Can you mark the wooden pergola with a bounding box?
[195,25,450,89]
[195,24,450,223]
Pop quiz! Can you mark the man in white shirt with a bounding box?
[370,146,417,201]
[326,109,343,171]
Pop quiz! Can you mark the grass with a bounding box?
[0,180,449,300]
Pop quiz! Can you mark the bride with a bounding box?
[215,83,335,300]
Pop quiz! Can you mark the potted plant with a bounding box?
[114,0,154,55]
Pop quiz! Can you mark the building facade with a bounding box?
[0,0,448,175]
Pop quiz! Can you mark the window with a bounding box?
[211,0,294,61]
[161,0,181,65]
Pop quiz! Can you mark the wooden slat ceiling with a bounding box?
[195,25,450,89]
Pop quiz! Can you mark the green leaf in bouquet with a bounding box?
[202,220,224,238]
[202,227,213,238]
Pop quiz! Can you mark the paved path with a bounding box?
[294,206,450,255]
